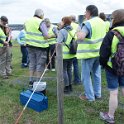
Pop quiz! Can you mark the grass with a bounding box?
[0,43,124,124]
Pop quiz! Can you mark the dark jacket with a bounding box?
[99,22,124,73]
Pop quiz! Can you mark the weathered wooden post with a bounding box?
[56,43,64,124]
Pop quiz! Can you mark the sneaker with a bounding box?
[79,94,95,102]
[95,96,102,100]
[100,112,115,124]
[51,69,55,71]
[29,81,34,87]
[2,75,9,79]
[21,63,28,68]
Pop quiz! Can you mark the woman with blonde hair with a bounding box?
[99,9,124,124]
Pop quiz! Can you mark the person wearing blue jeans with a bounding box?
[17,29,28,68]
[73,57,81,84]
[76,5,106,101]
[20,45,28,67]
[81,57,101,101]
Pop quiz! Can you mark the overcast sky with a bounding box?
[0,0,124,24]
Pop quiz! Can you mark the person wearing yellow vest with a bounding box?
[99,9,124,124]
[24,9,56,86]
[77,5,106,101]
[57,16,76,94]
[0,16,12,79]
[44,18,57,71]
[70,15,81,85]
[99,12,110,33]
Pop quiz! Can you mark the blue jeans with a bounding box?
[105,69,124,90]
[63,59,73,86]
[21,45,28,64]
[81,57,101,101]
[73,58,81,83]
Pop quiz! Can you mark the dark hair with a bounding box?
[62,16,72,26]
[0,16,8,23]
[99,12,106,21]
[86,5,98,17]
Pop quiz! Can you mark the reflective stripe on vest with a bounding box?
[63,29,76,59]
[0,28,6,47]
[76,17,106,59]
[47,24,56,45]
[107,27,124,68]
[25,17,49,48]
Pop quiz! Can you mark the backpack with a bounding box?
[64,30,78,54]
[111,30,124,76]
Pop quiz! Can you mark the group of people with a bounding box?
[0,4,124,124]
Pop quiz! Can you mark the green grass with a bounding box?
[0,44,124,124]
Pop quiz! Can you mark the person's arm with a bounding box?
[17,31,25,45]
[76,24,89,40]
[40,22,56,39]
[56,30,65,43]
[99,31,114,67]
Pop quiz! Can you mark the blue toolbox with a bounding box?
[20,90,48,112]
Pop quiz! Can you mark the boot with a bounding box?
[64,86,70,94]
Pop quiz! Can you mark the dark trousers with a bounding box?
[21,45,28,64]
[73,58,81,83]
[63,58,73,86]
[46,44,56,69]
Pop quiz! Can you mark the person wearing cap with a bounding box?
[99,9,124,124]
[0,16,12,79]
[70,15,81,85]
[77,5,106,101]
[44,18,58,71]
[24,9,56,86]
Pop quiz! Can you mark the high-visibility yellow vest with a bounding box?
[71,22,78,30]
[63,29,76,59]
[0,28,6,47]
[76,17,106,59]
[107,27,124,68]
[25,17,49,48]
[47,24,56,45]
[105,21,110,33]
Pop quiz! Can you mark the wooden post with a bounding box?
[56,43,64,124]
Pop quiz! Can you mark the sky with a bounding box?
[0,0,124,24]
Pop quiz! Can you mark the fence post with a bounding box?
[56,43,64,124]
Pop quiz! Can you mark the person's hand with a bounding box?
[51,34,56,38]
[76,31,87,40]
[3,41,9,46]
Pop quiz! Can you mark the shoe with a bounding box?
[79,94,88,101]
[7,73,13,76]
[95,96,102,100]
[3,75,9,79]
[51,69,55,71]
[21,63,28,68]
[29,81,34,87]
[100,112,115,124]
[79,94,95,102]
[64,86,70,94]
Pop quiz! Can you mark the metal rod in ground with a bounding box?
[56,43,64,124]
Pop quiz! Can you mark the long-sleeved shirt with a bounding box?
[17,30,26,45]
